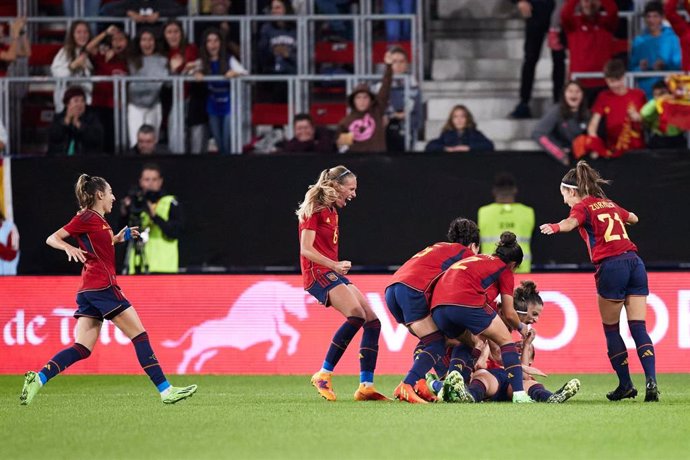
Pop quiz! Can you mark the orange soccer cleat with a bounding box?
[354,383,391,401]
[414,378,438,402]
[311,371,337,401]
[393,382,428,404]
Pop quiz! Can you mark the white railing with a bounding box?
[0,73,415,155]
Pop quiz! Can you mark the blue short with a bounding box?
[385,283,430,325]
[306,270,351,306]
[431,305,497,338]
[488,368,511,402]
[595,252,649,301]
[75,285,132,321]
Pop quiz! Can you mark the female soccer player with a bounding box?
[386,217,480,403]
[540,160,658,402]
[297,166,387,402]
[20,174,197,406]
[429,232,533,403]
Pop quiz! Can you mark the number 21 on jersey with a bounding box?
[597,212,629,242]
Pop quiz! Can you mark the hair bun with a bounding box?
[499,231,517,246]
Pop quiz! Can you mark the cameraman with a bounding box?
[120,163,182,273]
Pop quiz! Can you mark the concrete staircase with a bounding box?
[423,0,558,150]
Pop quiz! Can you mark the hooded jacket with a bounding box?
[337,64,393,153]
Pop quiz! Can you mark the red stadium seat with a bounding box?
[372,41,412,64]
[310,103,347,125]
[315,41,354,64]
[252,103,289,126]
[0,4,17,15]
[29,44,62,67]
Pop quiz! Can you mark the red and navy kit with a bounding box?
[569,196,638,264]
[430,255,514,309]
[299,207,340,290]
[591,89,646,153]
[63,209,119,292]
[388,242,471,292]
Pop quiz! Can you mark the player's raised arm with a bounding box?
[539,217,579,235]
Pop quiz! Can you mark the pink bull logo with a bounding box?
[162,281,309,373]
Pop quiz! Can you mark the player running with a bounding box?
[297,166,388,402]
[540,160,658,402]
[20,174,197,406]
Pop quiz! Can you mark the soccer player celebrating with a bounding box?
[385,217,480,403]
[540,160,659,402]
[19,174,197,406]
[297,166,388,402]
[437,280,581,404]
[429,231,533,403]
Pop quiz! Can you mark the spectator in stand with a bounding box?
[425,105,495,153]
[127,28,168,148]
[588,59,646,157]
[195,28,248,155]
[630,1,681,98]
[161,20,199,154]
[128,124,170,154]
[194,0,242,52]
[280,114,336,153]
[383,0,416,42]
[337,52,394,153]
[0,18,31,77]
[561,0,618,104]
[0,209,19,275]
[51,21,93,114]
[100,0,186,24]
[314,0,354,40]
[258,0,298,75]
[48,86,104,155]
[0,119,7,154]
[86,25,129,154]
[532,80,590,165]
[510,0,566,118]
[641,80,687,149]
[372,46,422,152]
[664,0,690,71]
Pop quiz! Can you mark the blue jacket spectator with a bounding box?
[258,0,297,74]
[630,1,682,98]
[425,105,494,152]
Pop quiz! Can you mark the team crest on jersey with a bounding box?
[327,273,338,282]
[326,217,331,223]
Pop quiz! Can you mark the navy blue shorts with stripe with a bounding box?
[595,252,649,301]
[487,368,511,402]
[431,304,497,338]
[385,283,430,325]
[75,285,132,321]
[306,270,351,306]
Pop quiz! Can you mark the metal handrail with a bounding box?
[0,73,414,155]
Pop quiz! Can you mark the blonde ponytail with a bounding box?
[75,174,108,209]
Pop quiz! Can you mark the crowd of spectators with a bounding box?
[1,0,690,158]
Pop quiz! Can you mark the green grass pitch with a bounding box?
[2,374,689,459]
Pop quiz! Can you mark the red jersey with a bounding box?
[91,52,128,108]
[569,196,638,264]
[63,209,118,292]
[591,89,646,154]
[430,254,514,309]
[388,242,472,292]
[561,0,618,88]
[299,207,339,289]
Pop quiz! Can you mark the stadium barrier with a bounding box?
[2,274,689,375]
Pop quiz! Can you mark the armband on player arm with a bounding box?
[547,223,560,233]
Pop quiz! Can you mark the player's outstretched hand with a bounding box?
[539,223,559,235]
[113,226,140,244]
[65,245,88,263]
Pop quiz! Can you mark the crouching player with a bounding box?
[385,217,480,403]
[434,281,580,403]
